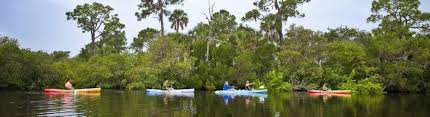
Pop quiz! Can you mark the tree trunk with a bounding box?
[206,38,210,61]
[91,31,96,44]
[277,20,283,48]
[159,0,165,35]
[91,31,96,51]
[274,0,283,49]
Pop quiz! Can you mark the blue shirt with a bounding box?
[223,84,232,90]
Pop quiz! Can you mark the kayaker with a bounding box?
[244,80,253,90]
[163,80,174,91]
[322,83,331,91]
[65,79,74,90]
[223,81,234,90]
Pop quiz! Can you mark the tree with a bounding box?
[169,9,189,33]
[51,51,70,61]
[324,26,371,46]
[260,14,281,42]
[76,17,126,58]
[135,0,184,35]
[210,9,237,35]
[367,0,430,37]
[131,28,160,52]
[191,10,237,62]
[242,9,261,22]
[97,17,127,55]
[66,2,116,49]
[252,0,310,47]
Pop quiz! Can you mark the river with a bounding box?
[0,90,428,117]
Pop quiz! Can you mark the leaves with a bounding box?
[66,2,116,43]
[169,9,189,33]
[131,28,160,52]
[136,0,185,35]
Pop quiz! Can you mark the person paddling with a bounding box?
[322,83,331,91]
[65,79,74,90]
[163,80,174,91]
[244,80,253,90]
[223,81,235,90]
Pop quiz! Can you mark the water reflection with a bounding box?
[0,91,429,117]
[216,93,268,105]
[308,93,351,103]
[40,92,100,116]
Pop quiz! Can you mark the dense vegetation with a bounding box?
[1,0,429,94]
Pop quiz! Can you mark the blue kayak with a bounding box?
[216,92,268,98]
[214,89,268,95]
[146,89,194,93]
[146,92,194,97]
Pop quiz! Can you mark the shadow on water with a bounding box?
[0,90,429,117]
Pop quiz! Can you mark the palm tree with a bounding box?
[260,14,281,44]
[135,0,184,35]
[169,9,189,33]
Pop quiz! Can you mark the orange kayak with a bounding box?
[44,88,101,93]
[308,90,352,94]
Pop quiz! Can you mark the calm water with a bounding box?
[0,90,429,117]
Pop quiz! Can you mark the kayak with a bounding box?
[308,90,352,94]
[214,89,268,95]
[215,92,268,98]
[308,93,351,97]
[43,88,101,93]
[44,92,101,96]
[146,89,195,93]
[146,92,194,97]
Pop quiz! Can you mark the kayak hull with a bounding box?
[215,92,268,98]
[214,89,268,95]
[44,92,101,96]
[146,92,194,97]
[43,88,101,93]
[308,90,352,94]
[308,93,351,97]
[146,89,195,93]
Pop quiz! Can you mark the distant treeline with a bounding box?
[1,0,429,94]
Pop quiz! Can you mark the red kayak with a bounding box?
[309,93,351,97]
[308,90,352,94]
[44,88,101,93]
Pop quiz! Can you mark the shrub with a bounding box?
[265,70,292,92]
[340,75,383,94]
[126,82,146,90]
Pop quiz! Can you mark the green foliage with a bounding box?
[66,2,116,44]
[339,69,384,94]
[204,80,216,91]
[1,1,430,94]
[51,51,70,60]
[340,77,383,95]
[252,0,311,46]
[368,0,430,39]
[97,17,127,55]
[169,9,188,33]
[126,82,146,90]
[131,28,159,53]
[242,9,261,22]
[210,10,237,35]
[0,36,63,89]
[135,0,184,35]
[264,70,292,92]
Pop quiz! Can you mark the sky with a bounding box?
[0,0,429,56]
